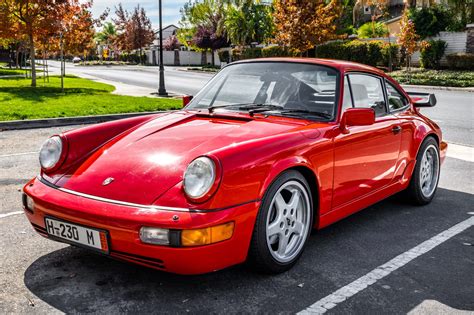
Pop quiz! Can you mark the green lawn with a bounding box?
[0,75,181,121]
[389,68,474,88]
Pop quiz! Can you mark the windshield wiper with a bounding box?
[208,103,283,114]
[279,109,333,119]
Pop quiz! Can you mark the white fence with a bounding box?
[146,50,221,66]
[411,31,468,65]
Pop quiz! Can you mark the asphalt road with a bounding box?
[1,62,472,313]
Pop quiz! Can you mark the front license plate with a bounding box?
[44,217,109,254]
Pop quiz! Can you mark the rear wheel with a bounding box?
[406,137,440,205]
[248,170,313,273]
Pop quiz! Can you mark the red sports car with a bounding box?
[23,58,447,275]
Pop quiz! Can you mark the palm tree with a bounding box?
[95,22,116,46]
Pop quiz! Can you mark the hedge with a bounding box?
[446,53,474,70]
[219,41,400,69]
[315,40,399,68]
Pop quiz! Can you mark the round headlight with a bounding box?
[183,157,216,199]
[39,136,63,170]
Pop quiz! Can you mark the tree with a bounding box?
[178,0,228,65]
[273,0,342,55]
[113,4,154,64]
[192,24,228,65]
[408,5,457,38]
[164,35,180,51]
[0,0,97,86]
[96,22,116,45]
[224,1,274,46]
[397,9,419,79]
[0,0,66,87]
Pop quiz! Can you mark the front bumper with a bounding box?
[23,177,260,275]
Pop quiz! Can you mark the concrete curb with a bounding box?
[401,84,474,93]
[0,111,162,131]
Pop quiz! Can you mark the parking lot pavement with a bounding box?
[1,125,473,314]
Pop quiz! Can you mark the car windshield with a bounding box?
[186,62,339,121]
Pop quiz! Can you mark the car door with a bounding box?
[332,73,402,209]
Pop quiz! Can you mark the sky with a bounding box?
[91,0,188,30]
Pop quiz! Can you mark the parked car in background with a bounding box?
[72,56,81,64]
[22,58,446,275]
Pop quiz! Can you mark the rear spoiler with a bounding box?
[407,92,437,107]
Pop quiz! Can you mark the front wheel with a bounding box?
[406,137,440,205]
[248,170,313,273]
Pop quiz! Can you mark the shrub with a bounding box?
[231,48,243,61]
[218,50,230,63]
[381,42,400,68]
[446,53,474,70]
[242,47,263,59]
[357,22,389,39]
[419,39,447,69]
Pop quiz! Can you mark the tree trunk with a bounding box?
[15,49,20,69]
[201,51,207,65]
[28,32,36,87]
[211,49,215,66]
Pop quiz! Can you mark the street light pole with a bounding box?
[60,31,64,93]
[158,0,168,96]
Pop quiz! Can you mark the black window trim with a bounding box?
[346,71,389,117]
[384,79,410,113]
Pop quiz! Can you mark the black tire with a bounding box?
[406,137,440,205]
[247,170,313,274]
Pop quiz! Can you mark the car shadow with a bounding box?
[24,188,473,313]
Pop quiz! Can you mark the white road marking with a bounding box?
[0,151,38,158]
[446,143,473,163]
[298,216,474,314]
[0,211,24,219]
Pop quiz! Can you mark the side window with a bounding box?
[348,74,387,117]
[385,81,409,111]
[341,76,353,113]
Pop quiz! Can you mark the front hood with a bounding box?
[57,112,309,205]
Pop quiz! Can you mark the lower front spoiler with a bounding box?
[23,178,260,275]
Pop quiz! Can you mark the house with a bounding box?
[153,24,180,47]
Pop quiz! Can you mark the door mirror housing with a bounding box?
[407,92,436,107]
[183,95,193,107]
[340,108,375,133]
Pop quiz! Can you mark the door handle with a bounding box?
[392,125,402,134]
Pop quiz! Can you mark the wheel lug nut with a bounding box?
[280,222,284,228]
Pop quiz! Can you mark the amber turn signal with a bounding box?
[181,222,234,246]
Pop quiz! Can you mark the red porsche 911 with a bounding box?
[22,58,447,275]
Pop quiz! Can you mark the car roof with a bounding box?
[231,57,385,76]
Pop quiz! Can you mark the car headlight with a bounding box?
[183,157,216,199]
[39,136,63,170]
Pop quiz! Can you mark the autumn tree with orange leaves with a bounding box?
[273,0,342,55]
[0,0,98,87]
[114,4,155,64]
[397,9,419,80]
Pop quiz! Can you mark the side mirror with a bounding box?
[340,108,375,134]
[183,95,193,107]
[407,92,436,107]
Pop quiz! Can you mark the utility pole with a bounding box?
[158,0,168,96]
